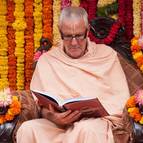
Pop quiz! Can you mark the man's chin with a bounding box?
[68,53,82,59]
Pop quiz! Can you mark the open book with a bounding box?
[31,90,109,118]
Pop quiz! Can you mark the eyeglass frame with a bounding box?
[60,29,88,41]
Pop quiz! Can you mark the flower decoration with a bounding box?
[42,0,53,40]
[0,89,21,125]
[6,0,17,90]
[0,91,12,107]
[130,36,143,72]
[53,0,61,45]
[24,0,34,90]
[13,0,26,90]
[135,90,143,106]
[126,89,143,124]
[33,0,42,50]
[133,0,141,36]
[80,0,124,45]
[0,0,8,90]
[33,50,47,62]
[97,0,116,8]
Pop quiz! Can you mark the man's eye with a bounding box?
[75,35,84,39]
[64,35,72,38]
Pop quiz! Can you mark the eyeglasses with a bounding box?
[60,29,87,41]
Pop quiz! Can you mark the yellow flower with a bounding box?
[12,96,18,101]
[133,51,143,60]
[0,95,21,124]
[139,116,143,124]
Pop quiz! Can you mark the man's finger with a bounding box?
[48,104,55,112]
[64,110,81,122]
[59,110,72,118]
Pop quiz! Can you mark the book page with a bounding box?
[31,90,63,106]
[32,89,95,106]
[61,96,96,106]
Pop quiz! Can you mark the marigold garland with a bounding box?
[126,90,143,124]
[13,0,26,90]
[0,0,8,90]
[0,95,21,125]
[24,0,34,90]
[130,36,143,72]
[33,0,42,50]
[141,0,143,33]
[97,0,116,8]
[53,0,61,45]
[42,0,53,41]
[133,0,141,36]
[71,0,80,7]
[6,0,17,90]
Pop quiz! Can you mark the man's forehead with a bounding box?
[60,19,86,32]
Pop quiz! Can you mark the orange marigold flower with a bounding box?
[139,116,143,124]
[126,96,136,108]
[131,36,143,73]
[134,113,142,122]
[0,116,5,124]
[128,107,140,117]
[5,114,14,121]
[0,94,21,125]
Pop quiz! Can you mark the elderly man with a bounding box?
[16,6,130,143]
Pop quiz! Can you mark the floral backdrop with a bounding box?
[0,0,142,91]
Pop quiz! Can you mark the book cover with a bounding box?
[31,90,109,118]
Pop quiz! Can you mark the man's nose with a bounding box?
[71,37,78,45]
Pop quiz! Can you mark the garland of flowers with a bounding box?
[141,0,143,33]
[12,0,26,90]
[124,0,133,40]
[71,0,80,6]
[53,0,61,45]
[6,0,17,90]
[0,90,21,124]
[80,0,98,26]
[96,2,118,17]
[80,0,125,45]
[133,0,141,36]
[42,0,53,41]
[33,0,42,50]
[61,0,71,10]
[126,90,143,124]
[130,1,142,71]
[0,0,8,90]
[97,0,116,8]
[130,36,143,72]
[24,0,34,90]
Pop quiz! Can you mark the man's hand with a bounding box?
[41,104,81,128]
[80,107,99,117]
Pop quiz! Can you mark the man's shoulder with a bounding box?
[37,46,58,60]
[96,43,115,52]
[95,43,117,58]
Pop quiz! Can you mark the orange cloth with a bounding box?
[17,39,130,143]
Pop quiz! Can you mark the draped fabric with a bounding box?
[17,39,130,143]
